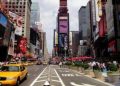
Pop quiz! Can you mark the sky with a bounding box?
[32,0,89,53]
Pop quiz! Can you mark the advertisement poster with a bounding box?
[59,20,68,33]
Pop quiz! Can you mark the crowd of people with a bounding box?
[88,61,119,72]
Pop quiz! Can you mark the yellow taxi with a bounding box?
[0,63,28,86]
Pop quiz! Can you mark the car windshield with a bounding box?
[0,66,19,72]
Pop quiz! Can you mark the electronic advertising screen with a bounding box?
[59,20,68,34]
[0,12,7,27]
[58,34,68,49]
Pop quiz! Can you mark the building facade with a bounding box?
[30,2,40,27]
[4,0,32,44]
[89,0,108,60]
[107,0,120,60]
[0,4,14,61]
[69,31,79,57]
[78,40,88,56]
[78,6,88,40]
[57,0,69,57]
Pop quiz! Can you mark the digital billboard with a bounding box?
[0,13,7,27]
[58,33,68,49]
[59,34,64,48]
[69,32,72,46]
[59,20,68,33]
[55,31,58,45]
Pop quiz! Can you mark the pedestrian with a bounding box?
[59,61,62,68]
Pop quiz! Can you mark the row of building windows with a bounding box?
[6,5,25,9]
[5,2,26,5]
[7,9,25,13]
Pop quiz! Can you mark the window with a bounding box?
[9,6,11,8]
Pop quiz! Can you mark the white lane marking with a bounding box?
[36,80,46,82]
[70,82,96,86]
[54,69,65,86]
[30,67,47,86]
[52,79,60,82]
[39,76,47,79]
[62,74,74,77]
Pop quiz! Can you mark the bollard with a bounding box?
[43,80,50,86]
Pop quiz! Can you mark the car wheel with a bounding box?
[15,79,20,86]
[24,73,28,80]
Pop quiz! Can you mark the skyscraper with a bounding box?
[4,0,32,44]
[30,2,40,27]
[57,0,69,57]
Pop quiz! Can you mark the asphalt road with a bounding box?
[20,65,46,86]
[56,68,112,86]
[25,65,113,86]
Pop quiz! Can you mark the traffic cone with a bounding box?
[43,80,50,86]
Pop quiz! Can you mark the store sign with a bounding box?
[0,13,7,27]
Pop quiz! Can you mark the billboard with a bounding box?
[9,11,23,36]
[69,32,72,46]
[98,16,106,37]
[97,0,102,17]
[55,31,58,45]
[0,12,7,27]
[59,20,68,33]
[19,37,27,54]
[58,33,68,49]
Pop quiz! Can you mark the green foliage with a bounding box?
[82,63,89,70]
[93,65,101,71]
[109,64,118,71]
[65,62,72,66]
[74,61,82,67]
[74,62,89,69]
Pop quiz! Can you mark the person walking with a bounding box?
[59,61,62,68]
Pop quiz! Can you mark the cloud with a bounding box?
[32,0,89,53]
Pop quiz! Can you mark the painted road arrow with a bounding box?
[70,82,96,86]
